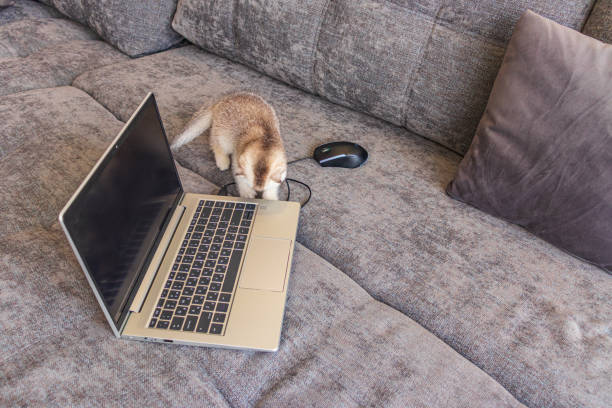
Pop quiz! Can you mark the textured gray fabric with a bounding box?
[447,11,612,273]
[172,0,597,154]
[73,46,612,407]
[0,40,127,96]
[583,0,612,43]
[0,17,96,58]
[39,0,182,56]
[0,87,525,408]
[0,0,61,25]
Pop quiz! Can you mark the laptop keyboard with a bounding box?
[148,199,256,335]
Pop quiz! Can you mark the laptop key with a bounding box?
[183,315,197,332]
[209,282,221,292]
[164,300,177,309]
[221,209,232,222]
[209,324,223,335]
[149,318,157,328]
[170,317,184,330]
[161,310,173,320]
[186,278,198,287]
[213,236,223,244]
[193,295,205,304]
[183,287,194,296]
[153,308,161,317]
[189,305,201,315]
[179,296,191,306]
[175,306,188,316]
[212,274,224,282]
[213,313,226,323]
[230,210,242,226]
[207,292,219,301]
[157,320,169,329]
[203,301,215,311]
[222,250,243,293]
[197,312,212,333]
[219,293,231,302]
[186,247,197,255]
[216,302,229,312]
[195,286,207,295]
[168,290,180,299]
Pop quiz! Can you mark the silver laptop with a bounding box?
[59,93,300,351]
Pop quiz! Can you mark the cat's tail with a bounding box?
[171,109,213,150]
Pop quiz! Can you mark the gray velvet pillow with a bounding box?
[447,10,612,273]
[38,0,182,56]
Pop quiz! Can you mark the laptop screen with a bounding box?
[62,94,182,327]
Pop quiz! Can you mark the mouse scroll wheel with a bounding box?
[321,147,331,153]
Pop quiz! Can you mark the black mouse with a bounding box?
[313,141,368,168]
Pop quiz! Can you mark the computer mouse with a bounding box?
[313,141,368,168]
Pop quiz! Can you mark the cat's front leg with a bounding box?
[235,176,256,198]
[262,184,280,200]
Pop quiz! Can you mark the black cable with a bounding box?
[287,157,313,165]
[286,178,312,207]
[217,157,313,207]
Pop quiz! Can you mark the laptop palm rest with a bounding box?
[239,237,290,291]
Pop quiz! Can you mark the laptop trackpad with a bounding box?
[239,237,290,292]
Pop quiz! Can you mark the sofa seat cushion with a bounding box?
[583,0,612,44]
[0,0,61,25]
[0,87,524,407]
[0,17,98,58]
[73,46,612,408]
[0,40,127,96]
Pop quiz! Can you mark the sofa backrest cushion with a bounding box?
[172,0,600,155]
[38,0,182,56]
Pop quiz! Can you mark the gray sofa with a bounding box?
[1,1,610,407]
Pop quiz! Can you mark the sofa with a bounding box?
[1,1,610,407]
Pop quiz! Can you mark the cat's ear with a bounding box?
[270,164,287,183]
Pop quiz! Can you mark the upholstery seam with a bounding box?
[399,6,439,139]
[309,0,332,95]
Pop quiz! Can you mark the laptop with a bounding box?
[59,93,300,351]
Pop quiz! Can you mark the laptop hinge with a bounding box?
[128,204,186,313]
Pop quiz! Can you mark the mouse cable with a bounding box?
[217,157,313,208]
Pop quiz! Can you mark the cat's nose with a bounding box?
[255,191,263,199]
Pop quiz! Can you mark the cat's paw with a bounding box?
[262,189,279,201]
[215,154,230,171]
[240,189,256,199]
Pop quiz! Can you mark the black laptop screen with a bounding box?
[63,94,182,325]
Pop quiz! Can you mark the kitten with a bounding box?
[171,93,287,200]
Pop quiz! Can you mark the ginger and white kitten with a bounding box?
[172,93,287,200]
